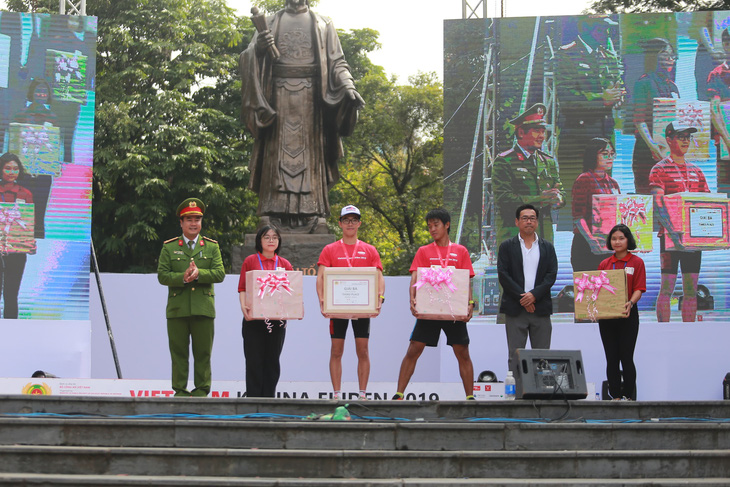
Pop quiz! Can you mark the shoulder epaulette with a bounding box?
[497,148,517,158]
[163,237,179,244]
[202,236,218,244]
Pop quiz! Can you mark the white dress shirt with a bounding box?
[519,233,540,293]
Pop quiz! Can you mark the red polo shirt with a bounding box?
[598,253,646,297]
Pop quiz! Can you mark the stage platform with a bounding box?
[1,395,729,485]
[3,394,730,421]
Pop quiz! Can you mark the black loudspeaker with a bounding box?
[515,349,588,400]
[724,373,730,400]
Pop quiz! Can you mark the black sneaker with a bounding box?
[466,395,476,401]
[392,392,404,400]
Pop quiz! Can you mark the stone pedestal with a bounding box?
[231,234,336,275]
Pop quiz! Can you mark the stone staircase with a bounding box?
[0,395,729,486]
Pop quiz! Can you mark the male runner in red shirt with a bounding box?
[316,205,385,400]
[393,208,476,400]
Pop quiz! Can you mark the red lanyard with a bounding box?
[433,242,452,268]
[340,239,360,267]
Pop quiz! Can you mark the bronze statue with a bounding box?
[240,0,364,234]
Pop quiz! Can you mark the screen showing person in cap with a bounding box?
[649,122,710,322]
[316,205,385,400]
[492,103,565,250]
[157,198,225,396]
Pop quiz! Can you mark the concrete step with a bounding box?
[1,474,730,486]
[1,418,729,451]
[3,395,730,421]
[0,445,729,479]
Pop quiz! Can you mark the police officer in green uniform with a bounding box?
[157,198,225,397]
[493,103,565,248]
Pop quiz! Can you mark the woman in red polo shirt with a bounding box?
[0,152,36,319]
[238,225,293,398]
[597,224,646,401]
[571,138,621,272]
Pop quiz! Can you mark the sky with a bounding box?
[227,0,594,82]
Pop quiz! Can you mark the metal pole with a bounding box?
[455,46,491,244]
[91,240,123,379]
[519,17,542,114]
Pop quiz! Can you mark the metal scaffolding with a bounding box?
[59,0,86,16]
[462,0,488,19]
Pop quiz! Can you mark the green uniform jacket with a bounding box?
[492,145,565,245]
[157,236,225,319]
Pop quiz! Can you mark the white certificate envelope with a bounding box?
[322,266,379,319]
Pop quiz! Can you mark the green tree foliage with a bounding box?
[588,0,730,13]
[5,0,56,13]
[333,72,444,275]
[88,0,256,272]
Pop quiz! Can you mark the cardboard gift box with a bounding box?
[660,192,730,251]
[414,266,470,321]
[8,123,62,176]
[0,202,35,253]
[322,266,379,319]
[573,270,627,322]
[653,98,711,160]
[245,270,303,320]
[592,194,653,252]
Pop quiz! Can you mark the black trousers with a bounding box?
[242,318,286,398]
[598,305,639,399]
[1,253,27,319]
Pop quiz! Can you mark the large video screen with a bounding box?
[445,12,730,322]
[0,12,96,320]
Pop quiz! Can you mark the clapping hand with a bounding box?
[183,260,199,283]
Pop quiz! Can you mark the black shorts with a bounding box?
[330,318,370,339]
[410,319,469,347]
[659,236,702,275]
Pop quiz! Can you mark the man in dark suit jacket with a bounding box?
[497,204,558,376]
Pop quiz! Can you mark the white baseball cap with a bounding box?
[340,205,361,218]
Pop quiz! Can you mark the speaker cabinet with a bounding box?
[515,349,588,399]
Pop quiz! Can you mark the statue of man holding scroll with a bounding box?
[240,0,364,233]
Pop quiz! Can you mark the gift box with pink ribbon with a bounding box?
[245,270,303,320]
[414,266,470,321]
[321,266,379,319]
[661,192,730,251]
[0,202,35,253]
[573,270,627,321]
[8,123,62,176]
[592,194,653,252]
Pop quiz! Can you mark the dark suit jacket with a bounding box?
[497,235,558,317]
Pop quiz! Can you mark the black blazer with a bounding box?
[497,235,558,317]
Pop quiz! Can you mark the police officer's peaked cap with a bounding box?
[177,198,206,218]
[510,103,548,129]
[665,122,698,139]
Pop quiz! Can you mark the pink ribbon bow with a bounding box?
[0,204,27,235]
[619,198,646,227]
[588,271,617,301]
[574,273,595,303]
[412,267,458,293]
[257,272,293,299]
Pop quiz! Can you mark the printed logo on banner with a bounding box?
[22,382,51,395]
